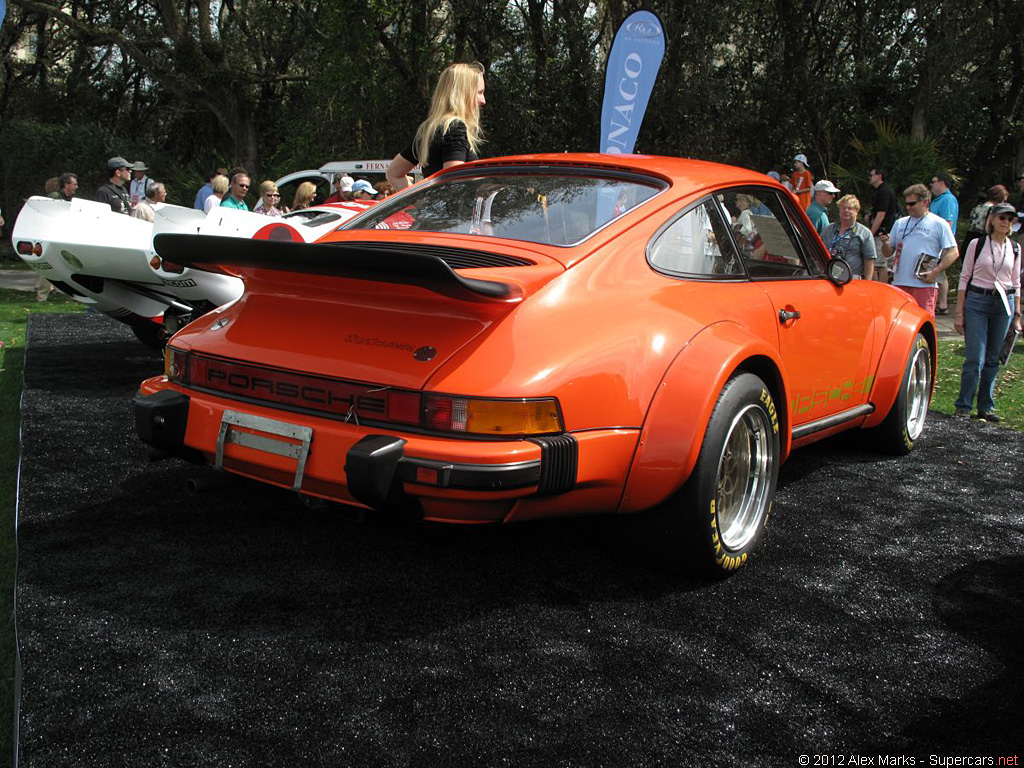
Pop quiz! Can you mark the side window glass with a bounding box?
[648,199,744,278]
[719,189,813,278]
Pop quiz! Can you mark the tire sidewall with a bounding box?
[684,373,781,574]
[896,334,930,452]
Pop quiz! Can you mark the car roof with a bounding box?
[447,153,779,192]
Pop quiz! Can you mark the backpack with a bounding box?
[964,234,1021,291]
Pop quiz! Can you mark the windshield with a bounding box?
[344,170,666,246]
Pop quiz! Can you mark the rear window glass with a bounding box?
[344,171,666,246]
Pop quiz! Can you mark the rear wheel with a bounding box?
[868,333,931,455]
[652,373,781,576]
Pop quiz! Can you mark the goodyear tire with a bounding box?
[869,333,931,455]
[669,373,781,576]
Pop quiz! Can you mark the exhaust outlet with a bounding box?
[186,472,237,495]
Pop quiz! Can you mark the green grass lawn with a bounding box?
[0,287,84,763]
[932,335,1024,429]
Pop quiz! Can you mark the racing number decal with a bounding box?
[790,376,874,415]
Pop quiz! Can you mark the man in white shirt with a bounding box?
[880,183,958,317]
[130,182,166,223]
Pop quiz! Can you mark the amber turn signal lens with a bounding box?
[423,395,563,436]
[164,347,187,383]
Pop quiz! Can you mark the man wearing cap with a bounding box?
[791,154,813,209]
[879,183,959,317]
[351,179,378,201]
[324,175,354,204]
[806,180,839,234]
[129,161,150,210]
[96,157,133,214]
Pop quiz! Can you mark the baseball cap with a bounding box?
[107,156,131,171]
[352,179,376,195]
[990,202,1017,217]
[793,153,809,166]
[813,179,840,194]
[335,175,354,192]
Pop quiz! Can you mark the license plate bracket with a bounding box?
[215,410,313,491]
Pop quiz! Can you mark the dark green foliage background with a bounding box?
[2,0,1023,223]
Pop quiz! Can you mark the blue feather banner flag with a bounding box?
[599,10,666,155]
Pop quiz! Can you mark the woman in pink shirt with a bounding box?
[954,202,1023,420]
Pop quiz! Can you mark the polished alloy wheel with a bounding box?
[905,346,931,441]
[715,403,776,550]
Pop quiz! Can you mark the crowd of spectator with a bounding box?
[35,158,397,225]
[764,152,1022,422]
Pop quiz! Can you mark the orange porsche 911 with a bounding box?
[135,154,935,575]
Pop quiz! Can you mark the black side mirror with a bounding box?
[827,258,852,286]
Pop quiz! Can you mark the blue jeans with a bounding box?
[955,292,1014,413]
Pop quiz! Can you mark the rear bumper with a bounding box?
[135,378,637,524]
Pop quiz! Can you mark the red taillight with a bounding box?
[178,355,563,436]
[424,395,467,432]
[16,241,41,256]
[165,347,188,383]
[387,390,421,425]
[150,255,185,274]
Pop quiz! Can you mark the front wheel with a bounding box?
[867,333,931,455]
[654,373,781,576]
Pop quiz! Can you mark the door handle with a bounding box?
[779,309,801,324]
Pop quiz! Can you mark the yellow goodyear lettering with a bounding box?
[759,389,780,434]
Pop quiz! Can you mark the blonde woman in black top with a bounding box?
[386,62,486,191]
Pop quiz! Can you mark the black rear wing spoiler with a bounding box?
[153,234,518,301]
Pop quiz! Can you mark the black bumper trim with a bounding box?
[134,390,205,463]
[528,434,578,495]
[396,457,541,490]
[344,434,580,510]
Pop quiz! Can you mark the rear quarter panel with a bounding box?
[424,216,782,434]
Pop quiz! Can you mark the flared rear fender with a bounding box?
[617,321,786,514]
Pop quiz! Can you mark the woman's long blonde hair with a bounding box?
[291,181,316,210]
[415,61,485,168]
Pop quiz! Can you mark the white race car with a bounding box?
[13,196,373,347]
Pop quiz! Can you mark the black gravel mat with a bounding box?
[15,313,1024,767]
